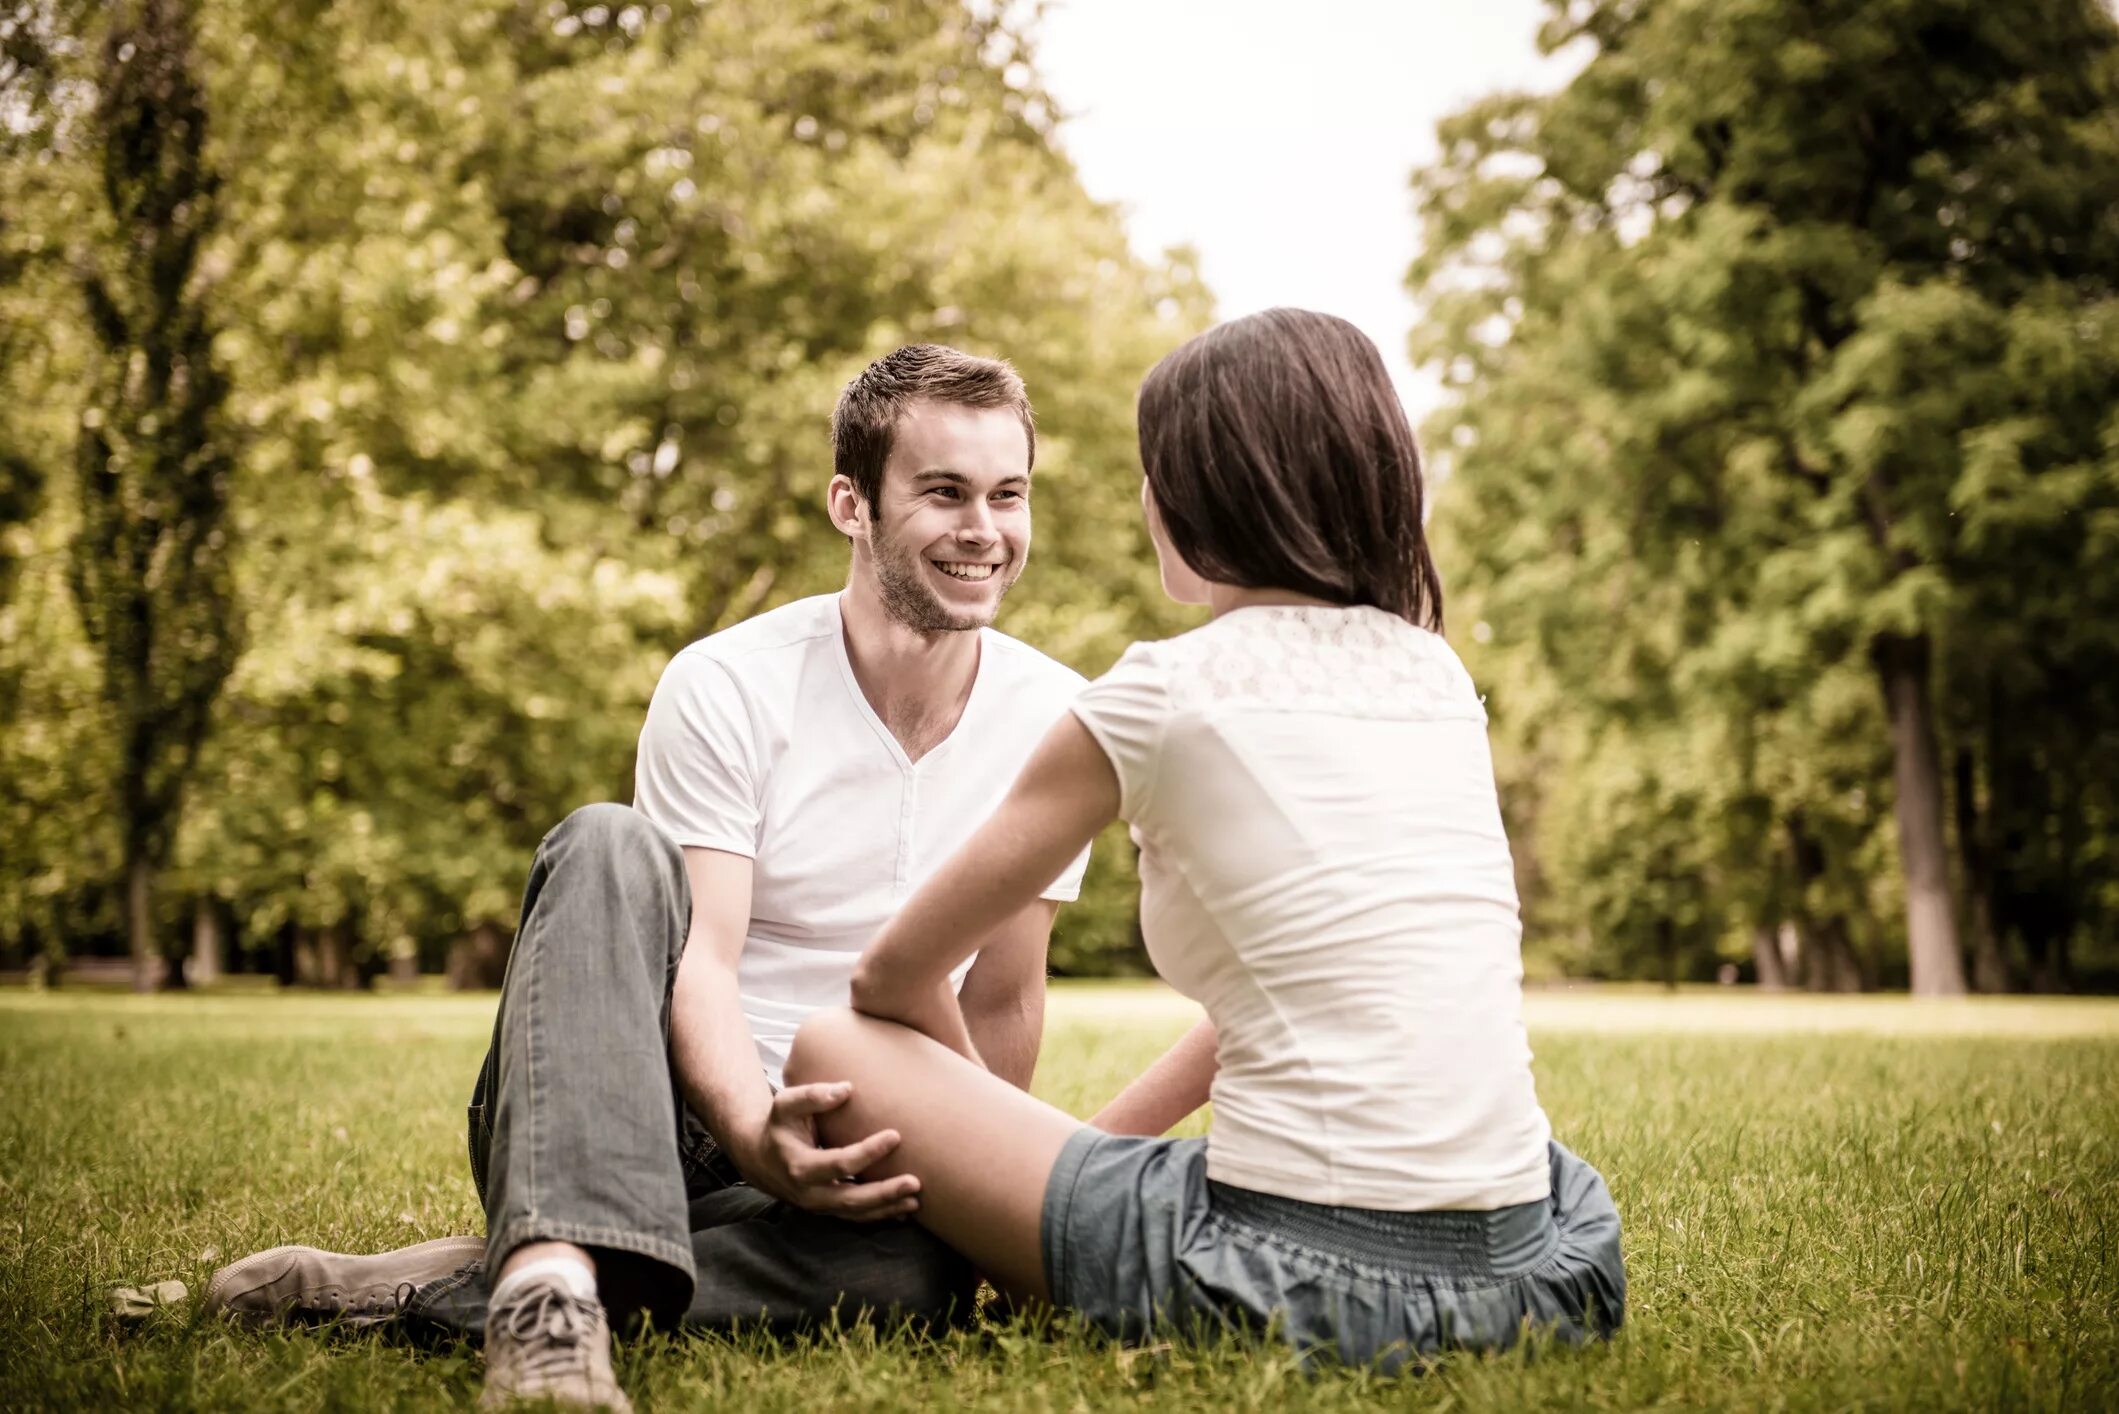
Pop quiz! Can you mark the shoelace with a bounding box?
[331,1279,423,1321]
[495,1284,603,1384]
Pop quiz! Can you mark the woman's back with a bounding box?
[1073,603,1552,1210]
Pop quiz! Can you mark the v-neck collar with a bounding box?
[830,593,989,772]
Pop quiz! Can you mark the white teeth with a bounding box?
[933,561,996,581]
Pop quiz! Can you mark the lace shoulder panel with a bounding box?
[1148,606,1486,722]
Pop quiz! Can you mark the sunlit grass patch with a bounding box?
[1,983,2113,1410]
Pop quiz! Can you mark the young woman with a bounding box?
[784,308,1625,1368]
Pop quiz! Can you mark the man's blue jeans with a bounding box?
[402,804,974,1339]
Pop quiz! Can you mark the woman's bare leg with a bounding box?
[783,1007,1086,1301]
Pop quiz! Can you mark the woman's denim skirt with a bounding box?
[1040,1133,1625,1372]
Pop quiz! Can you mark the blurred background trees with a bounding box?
[1410,0,2119,992]
[2,0,1202,987]
[3,0,2113,992]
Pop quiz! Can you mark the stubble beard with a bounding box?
[868,519,1017,634]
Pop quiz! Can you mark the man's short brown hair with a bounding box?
[831,345,1037,511]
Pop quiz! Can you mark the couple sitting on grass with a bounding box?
[207,310,1625,1409]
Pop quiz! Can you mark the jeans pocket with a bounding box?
[679,1124,726,1194]
[467,1102,492,1203]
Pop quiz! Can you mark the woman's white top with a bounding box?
[1070,605,1552,1210]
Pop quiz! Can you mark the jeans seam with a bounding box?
[1047,1132,1097,1300]
[524,889,540,1240]
[468,1102,490,1203]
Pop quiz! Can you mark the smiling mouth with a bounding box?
[932,560,999,582]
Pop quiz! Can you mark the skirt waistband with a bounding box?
[1205,1179,1558,1280]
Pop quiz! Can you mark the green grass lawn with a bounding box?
[1,982,2113,1411]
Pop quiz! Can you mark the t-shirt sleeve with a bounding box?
[1068,643,1168,825]
[1040,793,1094,905]
[632,650,763,857]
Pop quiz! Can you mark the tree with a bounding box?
[173,479,690,986]
[3,0,1204,979]
[67,0,242,989]
[1412,0,2119,992]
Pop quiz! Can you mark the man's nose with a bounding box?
[955,500,999,544]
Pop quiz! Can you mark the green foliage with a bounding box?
[3,985,2116,1408]
[1,0,1208,976]
[1047,824,1151,978]
[1412,0,2119,990]
[0,515,116,963]
[174,480,689,960]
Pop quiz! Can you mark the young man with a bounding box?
[205,347,1091,1411]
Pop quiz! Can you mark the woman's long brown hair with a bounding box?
[1138,308,1443,631]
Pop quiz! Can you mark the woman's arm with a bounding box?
[850,713,1119,1050]
[1090,1018,1219,1136]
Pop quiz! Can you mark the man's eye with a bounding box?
[929,486,960,500]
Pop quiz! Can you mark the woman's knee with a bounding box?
[785,1005,871,1090]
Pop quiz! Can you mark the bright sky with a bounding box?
[1034,0,1582,426]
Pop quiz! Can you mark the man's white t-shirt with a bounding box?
[633,593,1091,1084]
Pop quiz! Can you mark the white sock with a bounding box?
[490,1252,598,1309]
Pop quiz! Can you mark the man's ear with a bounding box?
[826,474,868,539]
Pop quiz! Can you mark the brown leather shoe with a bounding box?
[204,1234,486,1328]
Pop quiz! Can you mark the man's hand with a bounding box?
[671,850,915,1220]
[728,1081,921,1220]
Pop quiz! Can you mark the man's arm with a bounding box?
[669,846,919,1219]
[955,899,1059,1092]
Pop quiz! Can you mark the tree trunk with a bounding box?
[291,927,322,986]
[1786,824,1869,992]
[1752,923,1793,989]
[1874,635,1966,996]
[126,851,159,993]
[2025,925,2070,994]
[1816,916,1867,992]
[447,921,511,990]
[1954,747,2010,992]
[72,0,242,1001]
[1965,903,2010,992]
[189,898,223,987]
[2025,772,2084,995]
[352,938,384,990]
[1791,917,1863,992]
[273,922,296,985]
[315,921,365,989]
